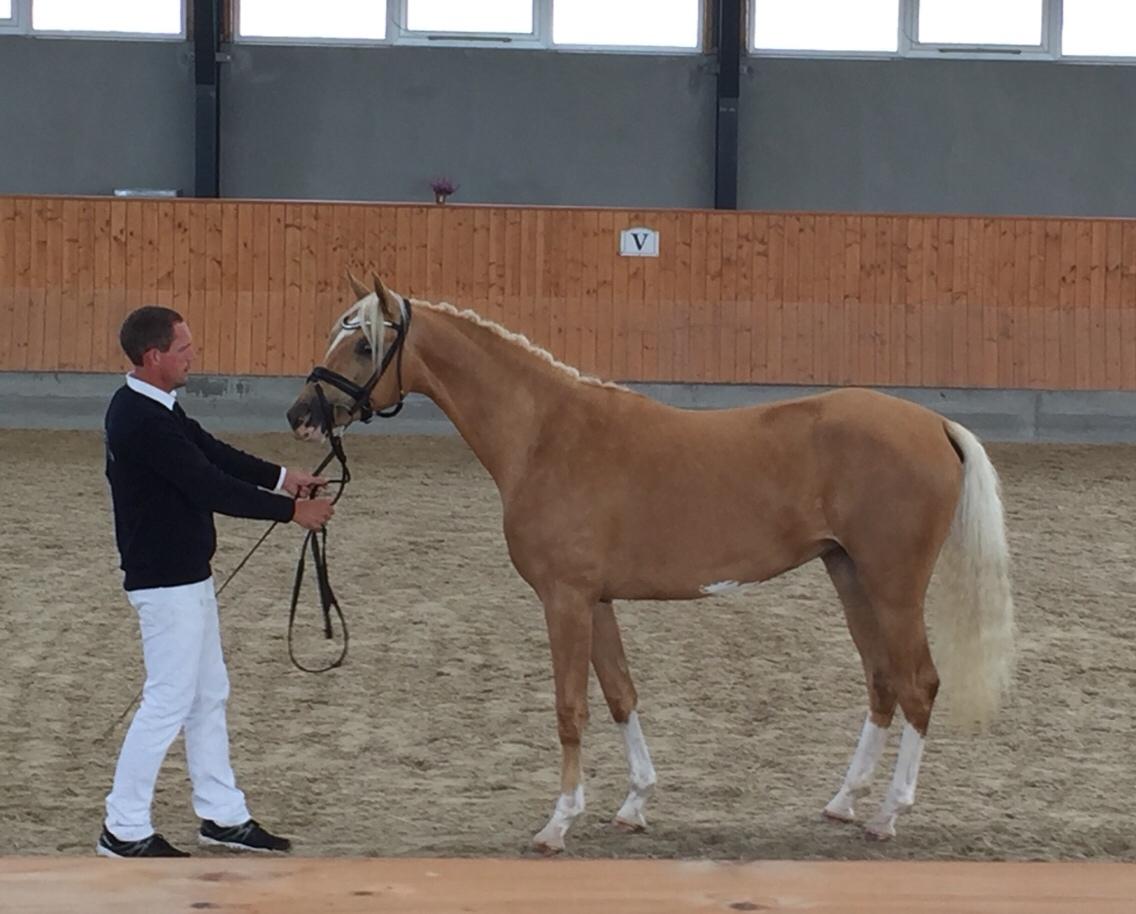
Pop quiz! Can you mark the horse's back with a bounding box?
[593,385,958,486]
[648,386,955,460]
[750,386,946,433]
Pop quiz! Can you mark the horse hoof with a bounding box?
[863,822,896,841]
[822,808,856,825]
[531,828,566,856]
[611,817,646,833]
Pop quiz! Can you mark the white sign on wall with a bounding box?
[619,227,659,257]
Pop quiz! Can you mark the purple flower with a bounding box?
[430,177,458,196]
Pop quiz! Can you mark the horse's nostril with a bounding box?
[286,404,307,430]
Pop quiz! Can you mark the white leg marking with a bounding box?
[865,723,925,840]
[614,711,657,830]
[532,785,585,853]
[824,714,890,823]
[700,580,742,595]
[699,580,763,595]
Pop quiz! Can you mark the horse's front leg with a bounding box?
[531,586,594,855]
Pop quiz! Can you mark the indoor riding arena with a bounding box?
[2,2,1135,912]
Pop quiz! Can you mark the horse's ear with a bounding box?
[371,272,398,322]
[346,270,369,301]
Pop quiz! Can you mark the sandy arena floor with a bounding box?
[0,429,1133,860]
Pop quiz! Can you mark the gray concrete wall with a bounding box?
[3,372,1134,443]
[3,35,1136,216]
[0,37,195,196]
[739,57,1136,217]
[220,45,716,207]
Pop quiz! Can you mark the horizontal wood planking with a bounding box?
[0,196,1133,389]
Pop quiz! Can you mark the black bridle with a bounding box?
[305,296,413,430]
[284,295,413,672]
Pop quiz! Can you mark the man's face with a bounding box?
[148,321,194,389]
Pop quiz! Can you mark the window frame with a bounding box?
[0,0,186,40]
[902,0,1058,61]
[4,0,1128,64]
[0,0,26,34]
[393,0,542,47]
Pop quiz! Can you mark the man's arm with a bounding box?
[181,415,325,496]
[180,413,284,491]
[130,419,296,523]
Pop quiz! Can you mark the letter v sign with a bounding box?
[619,226,660,257]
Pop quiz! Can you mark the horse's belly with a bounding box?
[600,540,813,602]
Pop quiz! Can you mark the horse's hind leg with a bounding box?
[852,555,941,840]
[822,548,898,825]
[591,600,656,831]
[532,586,594,855]
[862,604,939,840]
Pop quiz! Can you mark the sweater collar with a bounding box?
[126,373,178,411]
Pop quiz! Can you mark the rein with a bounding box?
[285,427,350,673]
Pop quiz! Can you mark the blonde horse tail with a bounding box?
[932,421,1015,730]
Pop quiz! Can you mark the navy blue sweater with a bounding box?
[105,386,296,591]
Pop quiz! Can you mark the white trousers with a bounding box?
[104,577,250,841]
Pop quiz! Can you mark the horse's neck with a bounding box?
[405,306,580,490]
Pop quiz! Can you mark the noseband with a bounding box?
[306,296,413,432]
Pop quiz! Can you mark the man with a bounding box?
[98,305,334,858]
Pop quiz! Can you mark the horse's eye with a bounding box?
[355,338,372,357]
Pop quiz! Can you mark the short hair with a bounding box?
[119,306,184,366]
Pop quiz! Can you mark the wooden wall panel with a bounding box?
[0,198,14,370]
[1,195,1135,390]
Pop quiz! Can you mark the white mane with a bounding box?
[424,300,628,392]
[329,293,630,393]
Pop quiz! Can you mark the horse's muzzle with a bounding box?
[287,399,324,440]
[286,400,309,431]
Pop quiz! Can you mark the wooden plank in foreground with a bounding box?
[1,858,1133,914]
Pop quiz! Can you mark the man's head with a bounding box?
[119,306,193,391]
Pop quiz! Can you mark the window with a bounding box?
[404,0,532,35]
[1063,0,1136,56]
[217,1,1136,61]
[239,0,386,40]
[554,0,699,48]
[915,0,1044,46]
[236,0,704,49]
[0,1,12,19]
[33,0,182,35]
[752,0,899,52]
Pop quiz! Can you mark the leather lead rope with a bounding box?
[286,418,351,673]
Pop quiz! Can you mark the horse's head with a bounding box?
[287,272,412,440]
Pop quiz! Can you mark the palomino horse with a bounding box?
[287,274,1015,853]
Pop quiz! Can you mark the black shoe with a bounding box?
[96,827,190,858]
[199,818,291,853]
